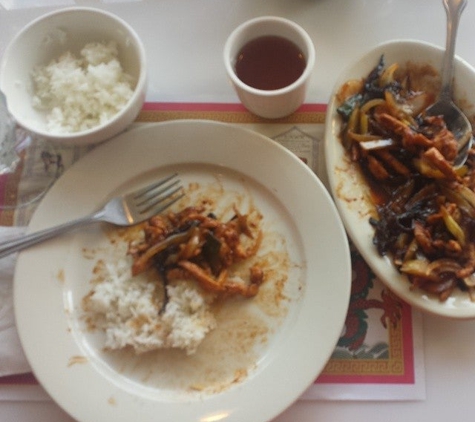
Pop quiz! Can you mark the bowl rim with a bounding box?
[0,6,147,141]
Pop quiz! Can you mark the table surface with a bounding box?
[1,0,475,421]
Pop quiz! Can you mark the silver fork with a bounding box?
[0,173,184,259]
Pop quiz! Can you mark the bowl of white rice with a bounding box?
[0,7,147,145]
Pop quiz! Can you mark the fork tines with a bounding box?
[134,173,185,216]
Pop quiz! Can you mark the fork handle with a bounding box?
[0,214,101,259]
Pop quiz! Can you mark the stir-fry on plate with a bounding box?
[326,39,475,318]
[14,120,351,422]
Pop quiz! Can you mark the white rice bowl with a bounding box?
[0,7,147,145]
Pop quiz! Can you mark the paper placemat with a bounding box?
[0,103,425,402]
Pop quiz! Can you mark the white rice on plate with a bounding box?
[31,41,135,133]
[82,257,217,355]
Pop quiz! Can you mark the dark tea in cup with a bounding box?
[235,35,306,91]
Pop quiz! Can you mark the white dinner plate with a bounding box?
[325,40,475,319]
[14,120,351,422]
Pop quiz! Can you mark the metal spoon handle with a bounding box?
[440,0,467,100]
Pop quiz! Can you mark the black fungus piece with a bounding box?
[202,232,222,276]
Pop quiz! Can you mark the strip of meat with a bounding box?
[422,147,459,181]
[178,260,260,297]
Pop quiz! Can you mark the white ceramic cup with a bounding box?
[224,16,315,119]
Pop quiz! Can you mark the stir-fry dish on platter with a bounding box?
[336,55,475,301]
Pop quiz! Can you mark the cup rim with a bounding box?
[223,16,315,97]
